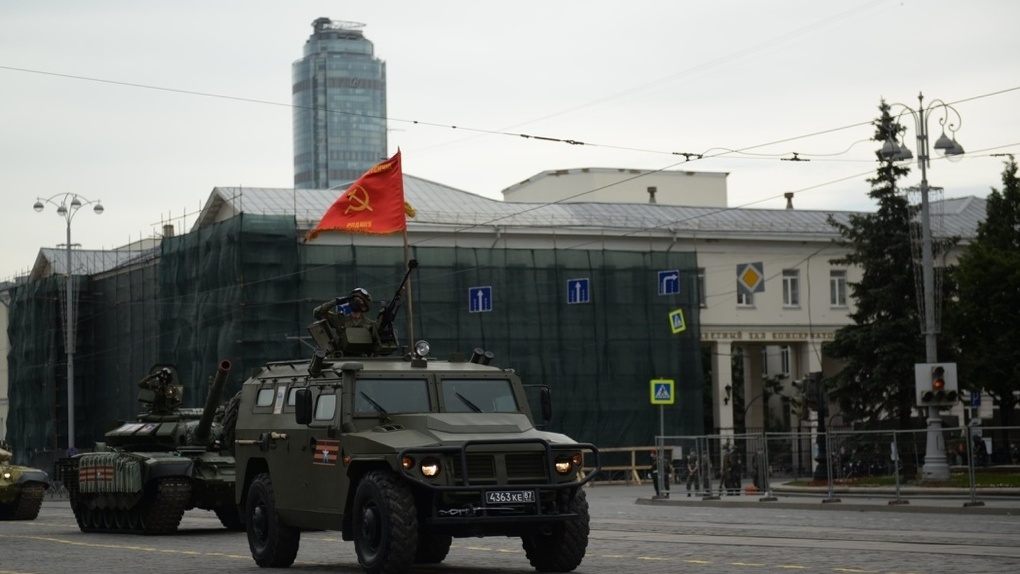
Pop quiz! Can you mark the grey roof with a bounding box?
[195,174,985,240]
[31,246,158,279]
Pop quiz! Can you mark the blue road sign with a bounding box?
[567,278,590,304]
[658,269,680,296]
[970,391,981,407]
[650,379,675,405]
[468,286,493,313]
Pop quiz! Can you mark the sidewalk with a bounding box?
[631,482,1020,515]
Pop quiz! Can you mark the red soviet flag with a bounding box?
[306,150,409,239]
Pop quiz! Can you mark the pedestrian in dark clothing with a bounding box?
[685,453,700,497]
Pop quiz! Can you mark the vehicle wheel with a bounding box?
[222,391,242,455]
[141,477,191,535]
[414,533,452,564]
[127,506,143,532]
[352,470,418,574]
[8,483,46,520]
[215,504,245,531]
[246,473,300,567]
[522,490,589,572]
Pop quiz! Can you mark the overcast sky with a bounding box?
[2,0,1018,281]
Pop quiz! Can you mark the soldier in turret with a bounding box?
[0,439,12,463]
[314,287,382,355]
[138,367,182,415]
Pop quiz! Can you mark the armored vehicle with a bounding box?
[55,360,241,534]
[0,441,50,520]
[234,261,601,574]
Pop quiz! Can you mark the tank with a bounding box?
[0,442,50,520]
[54,359,241,534]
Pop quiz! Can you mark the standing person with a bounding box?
[719,448,732,496]
[729,450,743,495]
[685,452,700,497]
[700,452,713,496]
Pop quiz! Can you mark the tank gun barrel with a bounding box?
[194,360,232,444]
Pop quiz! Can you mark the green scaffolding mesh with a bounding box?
[6,214,703,468]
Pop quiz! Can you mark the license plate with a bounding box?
[485,490,535,504]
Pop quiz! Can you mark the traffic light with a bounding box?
[915,363,959,407]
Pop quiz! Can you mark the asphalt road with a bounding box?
[2,485,1019,574]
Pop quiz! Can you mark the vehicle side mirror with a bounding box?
[540,386,552,424]
[295,388,313,425]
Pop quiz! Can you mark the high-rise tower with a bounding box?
[292,18,387,189]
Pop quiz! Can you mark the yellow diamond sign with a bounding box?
[737,262,764,293]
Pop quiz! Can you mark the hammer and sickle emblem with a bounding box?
[344,185,374,215]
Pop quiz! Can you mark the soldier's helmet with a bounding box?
[350,288,372,313]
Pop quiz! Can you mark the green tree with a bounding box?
[823,100,953,430]
[950,156,1020,429]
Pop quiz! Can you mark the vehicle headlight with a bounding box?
[401,456,415,470]
[414,340,430,358]
[420,457,441,477]
[2,471,10,480]
[554,453,584,475]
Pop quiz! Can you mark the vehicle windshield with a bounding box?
[441,379,519,413]
[353,378,430,414]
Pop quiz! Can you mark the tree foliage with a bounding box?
[823,100,939,429]
[949,156,1020,426]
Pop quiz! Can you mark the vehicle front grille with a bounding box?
[451,452,549,485]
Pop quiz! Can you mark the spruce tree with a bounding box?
[824,100,925,430]
[950,156,1020,430]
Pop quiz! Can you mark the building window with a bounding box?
[697,268,706,308]
[737,289,754,307]
[830,270,848,307]
[782,270,800,306]
[780,345,790,375]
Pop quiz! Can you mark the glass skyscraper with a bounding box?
[292,18,387,189]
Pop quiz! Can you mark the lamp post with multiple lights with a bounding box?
[33,194,104,451]
[880,92,964,482]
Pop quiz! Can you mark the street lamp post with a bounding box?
[881,92,964,482]
[33,194,104,451]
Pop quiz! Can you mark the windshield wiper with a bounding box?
[359,391,389,416]
[455,392,483,413]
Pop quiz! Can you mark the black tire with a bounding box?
[141,477,191,535]
[215,504,245,531]
[246,473,300,567]
[522,490,590,572]
[222,391,242,455]
[352,471,418,574]
[414,533,452,564]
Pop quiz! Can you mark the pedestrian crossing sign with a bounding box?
[650,378,675,405]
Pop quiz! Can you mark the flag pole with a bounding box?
[403,229,414,350]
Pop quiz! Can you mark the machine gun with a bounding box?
[375,259,418,350]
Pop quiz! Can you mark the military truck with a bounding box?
[54,360,241,534]
[0,441,50,520]
[233,261,601,574]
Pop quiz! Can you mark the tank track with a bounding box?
[0,483,46,520]
[74,477,192,535]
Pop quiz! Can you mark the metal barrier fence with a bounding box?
[582,425,1019,503]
